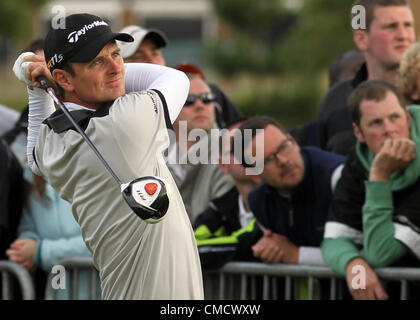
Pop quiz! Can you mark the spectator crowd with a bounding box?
[1,0,420,300]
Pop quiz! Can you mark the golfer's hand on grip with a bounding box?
[36,76,54,91]
[13,52,56,91]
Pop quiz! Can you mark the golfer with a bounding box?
[14,13,203,299]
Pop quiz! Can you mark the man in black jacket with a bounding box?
[318,0,415,155]
[322,80,420,300]
[239,116,345,265]
[0,138,24,261]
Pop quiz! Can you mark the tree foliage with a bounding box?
[210,0,296,74]
[0,0,50,39]
[209,0,356,76]
[212,0,287,39]
[208,0,358,127]
[275,0,356,74]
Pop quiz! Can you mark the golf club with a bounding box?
[37,76,169,224]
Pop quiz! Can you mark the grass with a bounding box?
[0,64,29,112]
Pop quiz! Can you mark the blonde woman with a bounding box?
[398,41,420,104]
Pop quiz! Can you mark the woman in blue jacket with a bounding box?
[6,166,100,299]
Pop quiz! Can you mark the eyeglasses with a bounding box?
[264,138,294,166]
[184,92,216,106]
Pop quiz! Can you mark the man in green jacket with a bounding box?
[322,80,420,300]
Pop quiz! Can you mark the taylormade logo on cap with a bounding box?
[67,20,108,43]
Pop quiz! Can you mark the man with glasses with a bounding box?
[168,65,234,222]
[237,116,345,265]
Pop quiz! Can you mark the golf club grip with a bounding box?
[37,75,53,91]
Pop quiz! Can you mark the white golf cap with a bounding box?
[117,25,168,58]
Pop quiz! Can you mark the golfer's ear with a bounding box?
[53,69,74,92]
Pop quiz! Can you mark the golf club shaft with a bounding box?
[37,76,124,186]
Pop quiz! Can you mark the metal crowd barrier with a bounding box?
[204,263,420,300]
[45,256,100,300]
[204,263,345,300]
[40,257,420,300]
[0,261,35,300]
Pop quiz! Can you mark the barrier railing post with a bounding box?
[285,276,292,300]
[90,269,98,300]
[401,280,408,300]
[250,276,256,300]
[2,272,11,300]
[219,273,225,300]
[308,277,314,300]
[35,258,420,300]
[330,277,337,300]
[263,275,269,300]
[72,269,79,300]
[240,274,247,300]
[0,261,35,300]
[272,277,278,300]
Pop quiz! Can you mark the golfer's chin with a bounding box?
[105,87,125,101]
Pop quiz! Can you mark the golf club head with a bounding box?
[121,176,169,224]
